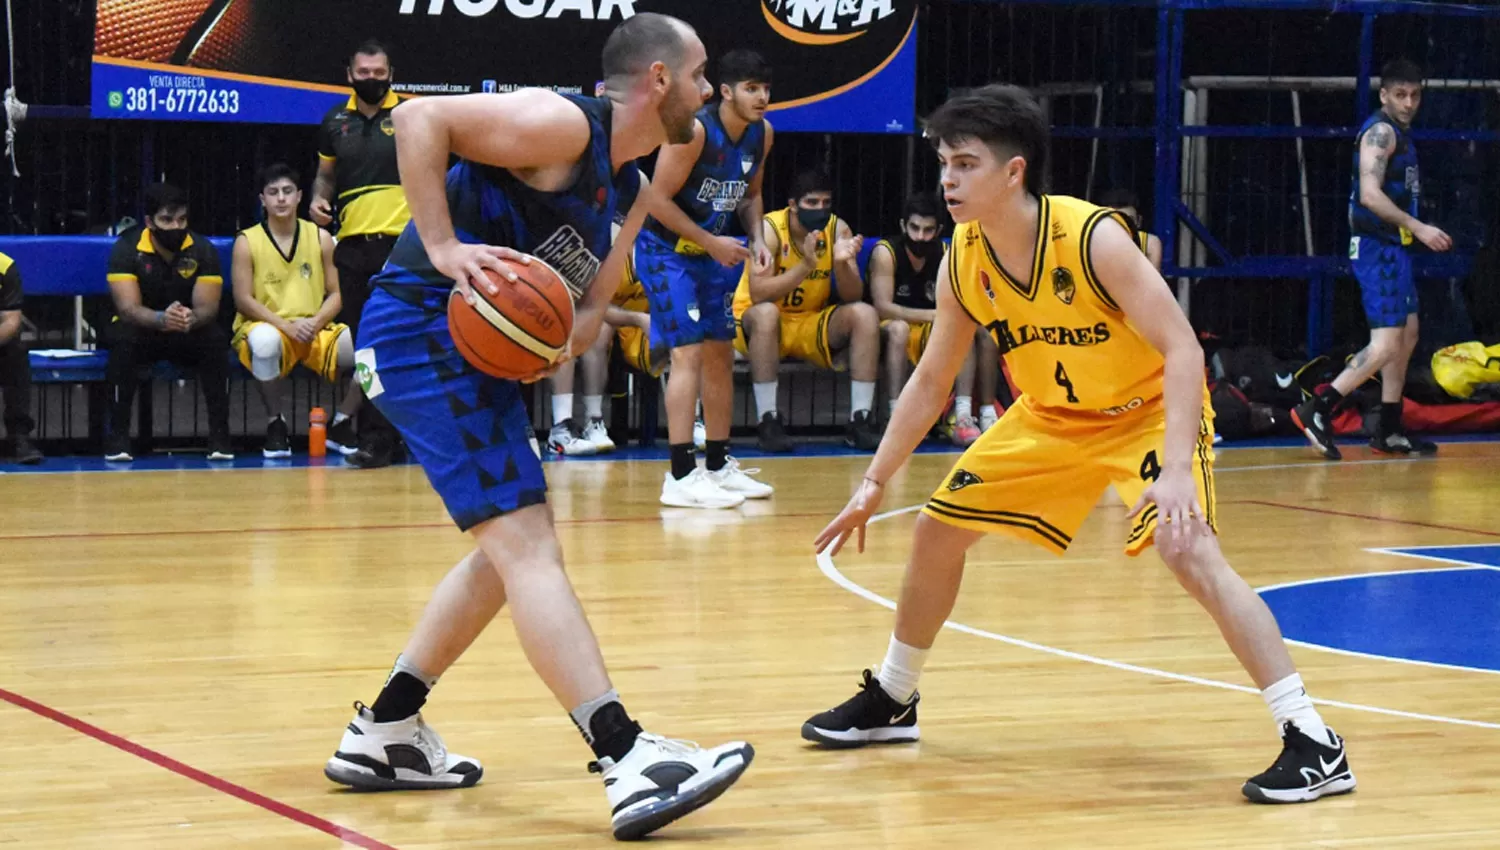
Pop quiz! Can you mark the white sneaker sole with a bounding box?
[324,753,483,791]
[1242,771,1356,804]
[611,744,754,841]
[800,722,920,748]
[659,492,744,509]
[262,448,293,459]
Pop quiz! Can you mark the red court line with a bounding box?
[1244,500,1500,538]
[0,685,398,850]
[0,511,827,544]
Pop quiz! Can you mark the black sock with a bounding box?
[705,439,729,472]
[370,672,430,723]
[586,701,643,763]
[1315,387,1344,413]
[670,442,696,480]
[1380,401,1403,437]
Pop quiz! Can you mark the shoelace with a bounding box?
[719,456,761,477]
[587,733,700,775]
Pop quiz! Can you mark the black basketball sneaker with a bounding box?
[801,669,920,748]
[1242,721,1356,803]
[1291,398,1342,460]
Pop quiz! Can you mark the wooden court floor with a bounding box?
[3,441,1500,848]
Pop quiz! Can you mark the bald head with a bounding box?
[601,12,694,85]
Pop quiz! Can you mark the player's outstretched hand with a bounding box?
[1127,468,1207,553]
[1414,223,1453,253]
[434,241,533,304]
[815,477,885,557]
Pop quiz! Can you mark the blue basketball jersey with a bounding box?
[1349,110,1419,246]
[644,103,765,252]
[375,94,641,301]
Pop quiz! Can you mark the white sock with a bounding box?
[888,399,899,417]
[583,394,603,420]
[753,382,778,419]
[954,395,973,421]
[387,653,439,690]
[1262,673,1329,742]
[980,405,998,430]
[332,412,349,426]
[552,393,573,426]
[877,634,927,705]
[850,380,875,418]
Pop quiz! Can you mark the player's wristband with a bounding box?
[155,310,166,329]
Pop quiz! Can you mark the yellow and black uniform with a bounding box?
[102,225,231,439]
[874,236,943,366]
[732,207,842,369]
[0,252,36,440]
[232,219,348,382]
[925,195,1215,556]
[317,90,410,240]
[1136,230,1153,256]
[611,250,664,376]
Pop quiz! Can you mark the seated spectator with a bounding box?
[103,183,232,462]
[0,251,41,464]
[231,163,355,458]
[868,193,999,446]
[1099,187,1162,270]
[732,169,881,452]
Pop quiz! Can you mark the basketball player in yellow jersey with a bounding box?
[231,164,356,458]
[1100,187,1162,271]
[803,84,1354,805]
[732,168,882,452]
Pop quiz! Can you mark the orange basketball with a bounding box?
[447,257,574,380]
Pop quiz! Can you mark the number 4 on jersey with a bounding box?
[1054,361,1079,404]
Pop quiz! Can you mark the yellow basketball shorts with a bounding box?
[733,304,839,370]
[923,395,1217,556]
[234,322,349,383]
[614,324,662,376]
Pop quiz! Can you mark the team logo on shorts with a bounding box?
[354,348,384,400]
[947,469,983,491]
[1052,267,1076,305]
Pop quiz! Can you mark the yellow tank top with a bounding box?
[235,220,327,333]
[1136,230,1152,255]
[949,195,1165,416]
[612,247,648,311]
[732,207,839,316]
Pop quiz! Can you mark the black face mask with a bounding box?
[796,207,832,234]
[153,227,188,253]
[905,236,942,261]
[352,78,391,106]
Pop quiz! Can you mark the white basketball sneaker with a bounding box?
[549,419,597,456]
[591,732,754,841]
[660,468,744,509]
[324,702,483,790]
[582,418,616,454]
[707,457,773,499]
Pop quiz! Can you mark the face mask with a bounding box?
[906,236,942,260]
[352,78,391,106]
[796,207,831,233]
[153,227,188,253]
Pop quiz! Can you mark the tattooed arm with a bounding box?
[1357,123,1452,251]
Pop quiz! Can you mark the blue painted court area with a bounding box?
[1260,545,1500,673]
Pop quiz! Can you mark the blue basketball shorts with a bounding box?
[1350,236,1416,329]
[355,285,546,532]
[635,233,741,351]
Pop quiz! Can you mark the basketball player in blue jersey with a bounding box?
[638,49,775,508]
[1293,59,1450,460]
[323,14,753,840]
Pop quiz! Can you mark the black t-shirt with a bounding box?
[317,91,409,237]
[107,226,222,312]
[0,252,21,312]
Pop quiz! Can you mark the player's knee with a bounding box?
[1159,532,1225,598]
[884,318,910,345]
[334,328,354,376]
[744,302,779,338]
[1369,337,1404,367]
[246,324,283,382]
[670,343,704,370]
[847,302,879,334]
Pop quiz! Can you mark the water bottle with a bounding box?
[309,407,328,458]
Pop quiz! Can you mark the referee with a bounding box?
[311,38,408,469]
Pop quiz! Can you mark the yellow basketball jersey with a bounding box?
[1136,230,1152,256]
[732,207,839,316]
[612,248,648,312]
[235,220,327,333]
[949,195,1165,415]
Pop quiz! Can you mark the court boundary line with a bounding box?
[0,685,399,850]
[815,461,1500,731]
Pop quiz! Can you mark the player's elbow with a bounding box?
[1358,183,1383,209]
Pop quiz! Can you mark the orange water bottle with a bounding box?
[309,407,328,458]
